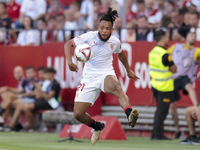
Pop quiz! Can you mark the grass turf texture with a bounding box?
[0,132,199,150]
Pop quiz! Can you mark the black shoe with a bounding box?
[13,123,23,132]
[174,131,181,139]
[151,135,171,140]
[191,136,200,145]
[0,116,4,131]
[180,135,197,144]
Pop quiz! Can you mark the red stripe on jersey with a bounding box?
[72,39,76,47]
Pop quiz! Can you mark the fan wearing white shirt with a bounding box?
[16,16,36,46]
[19,0,47,27]
[35,17,47,45]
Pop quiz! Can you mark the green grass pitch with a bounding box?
[0,132,199,150]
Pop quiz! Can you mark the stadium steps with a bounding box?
[101,106,200,132]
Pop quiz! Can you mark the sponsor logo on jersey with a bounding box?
[93,41,98,45]
[110,44,115,50]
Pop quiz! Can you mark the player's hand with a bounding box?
[68,62,79,72]
[197,71,200,80]
[127,70,140,81]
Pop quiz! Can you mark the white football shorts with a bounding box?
[74,70,116,105]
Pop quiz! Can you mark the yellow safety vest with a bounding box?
[148,46,174,92]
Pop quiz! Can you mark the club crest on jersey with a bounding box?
[110,44,115,50]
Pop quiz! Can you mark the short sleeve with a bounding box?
[167,44,175,55]
[27,30,36,44]
[114,41,122,54]
[20,0,26,13]
[38,0,47,14]
[162,53,174,67]
[194,48,200,61]
[72,32,90,47]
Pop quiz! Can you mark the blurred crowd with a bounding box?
[0,0,199,45]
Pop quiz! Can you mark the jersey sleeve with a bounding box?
[114,41,122,54]
[193,48,200,61]
[162,53,174,67]
[167,44,175,55]
[72,32,90,47]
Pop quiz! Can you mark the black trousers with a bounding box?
[151,87,172,138]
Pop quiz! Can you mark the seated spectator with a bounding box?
[180,106,200,145]
[135,0,145,18]
[75,0,93,20]
[101,0,111,13]
[112,17,123,39]
[163,0,175,16]
[7,0,21,22]
[189,11,200,41]
[9,67,61,131]
[64,10,78,40]
[59,0,77,9]
[172,8,190,41]
[142,0,162,22]
[17,0,47,28]
[53,14,67,42]
[0,66,38,131]
[184,11,191,26]
[93,13,104,30]
[0,2,12,29]
[16,16,36,46]
[68,2,79,21]
[35,17,47,45]
[45,16,56,42]
[124,22,136,42]
[37,67,51,92]
[125,0,137,24]
[45,0,64,21]
[148,16,158,29]
[85,0,102,30]
[136,15,153,41]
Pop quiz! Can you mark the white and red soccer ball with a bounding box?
[74,43,93,63]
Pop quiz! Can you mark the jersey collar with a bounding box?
[183,43,194,50]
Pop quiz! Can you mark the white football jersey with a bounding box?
[73,31,122,75]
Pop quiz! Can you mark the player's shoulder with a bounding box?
[109,35,121,44]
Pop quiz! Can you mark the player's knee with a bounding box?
[73,111,84,121]
[184,107,191,117]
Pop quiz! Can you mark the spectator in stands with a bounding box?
[0,66,38,131]
[9,67,61,131]
[93,13,104,30]
[184,11,191,26]
[148,16,158,29]
[149,29,177,140]
[135,0,145,18]
[35,17,47,46]
[101,0,111,13]
[85,0,102,30]
[171,9,179,27]
[7,0,21,22]
[142,0,162,22]
[45,0,64,21]
[136,15,153,41]
[163,0,174,16]
[53,14,67,42]
[75,0,93,20]
[168,28,200,139]
[172,8,190,41]
[125,0,137,24]
[59,0,77,9]
[64,9,78,40]
[180,105,200,145]
[112,17,123,39]
[37,67,51,92]
[0,2,12,29]
[16,16,36,46]
[68,2,79,21]
[124,22,136,42]
[189,11,200,41]
[46,16,56,42]
[17,0,47,28]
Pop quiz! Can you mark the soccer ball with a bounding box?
[74,43,93,63]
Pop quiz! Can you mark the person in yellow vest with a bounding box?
[149,28,177,140]
[167,28,200,140]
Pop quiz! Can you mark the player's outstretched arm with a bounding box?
[117,51,139,80]
[64,40,79,72]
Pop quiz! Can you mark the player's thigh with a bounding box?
[185,83,194,93]
[104,75,123,96]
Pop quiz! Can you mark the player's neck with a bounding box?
[157,41,165,48]
[98,32,111,42]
